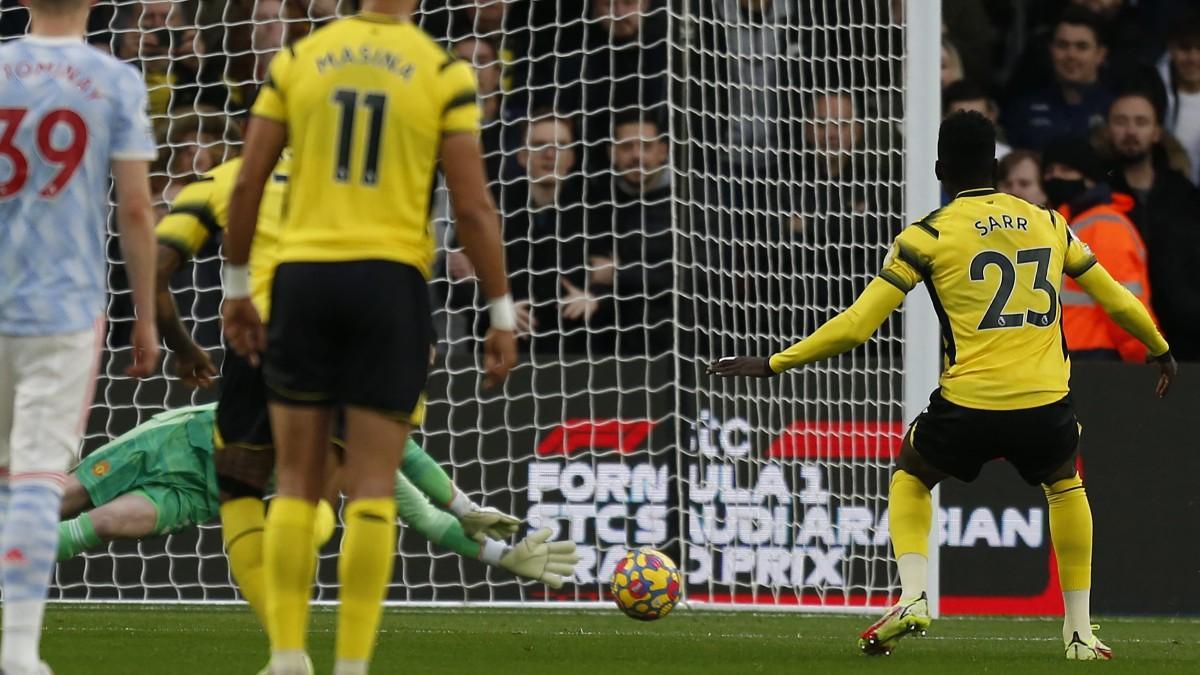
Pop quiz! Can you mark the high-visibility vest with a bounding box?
[1061,198,1156,362]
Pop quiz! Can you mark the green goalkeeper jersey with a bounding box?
[74,404,222,532]
[72,405,487,560]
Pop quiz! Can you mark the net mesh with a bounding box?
[0,0,908,609]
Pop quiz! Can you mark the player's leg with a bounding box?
[213,347,279,635]
[1041,456,1109,659]
[1008,396,1109,660]
[55,473,102,561]
[330,261,433,675]
[263,403,330,672]
[0,334,14,604]
[335,408,405,675]
[891,437,947,601]
[858,436,943,655]
[863,391,986,656]
[1,326,100,675]
[58,491,160,559]
[58,474,93,518]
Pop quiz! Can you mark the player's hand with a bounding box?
[222,298,267,367]
[497,528,581,589]
[514,300,535,339]
[446,250,476,280]
[561,278,599,321]
[461,506,522,542]
[126,319,161,378]
[174,342,217,389]
[707,356,775,378]
[1152,351,1178,398]
[482,327,517,388]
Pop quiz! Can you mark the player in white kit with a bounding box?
[0,2,159,673]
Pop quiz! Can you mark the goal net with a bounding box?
[18,0,924,611]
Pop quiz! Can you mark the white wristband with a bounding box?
[489,294,517,331]
[480,539,508,566]
[222,264,252,300]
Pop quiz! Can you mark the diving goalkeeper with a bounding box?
[57,404,578,596]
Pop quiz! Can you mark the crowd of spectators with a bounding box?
[2,0,1197,362]
[943,0,1200,361]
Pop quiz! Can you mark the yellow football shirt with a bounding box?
[880,188,1099,410]
[251,13,481,277]
[156,155,290,319]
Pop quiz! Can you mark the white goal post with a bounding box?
[1,0,942,613]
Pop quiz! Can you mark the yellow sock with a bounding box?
[221,498,270,636]
[314,499,337,550]
[889,470,932,599]
[336,498,397,664]
[265,497,318,653]
[889,470,932,557]
[1044,473,1092,592]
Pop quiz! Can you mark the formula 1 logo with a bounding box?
[536,419,657,456]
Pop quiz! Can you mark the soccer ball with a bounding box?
[610,547,682,621]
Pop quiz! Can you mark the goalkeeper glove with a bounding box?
[498,528,580,589]
[461,505,521,542]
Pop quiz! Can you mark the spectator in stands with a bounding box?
[452,36,509,190]
[115,1,229,118]
[1159,12,1200,184]
[1004,6,1114,151]
[941,38,965,89]
[1043,138,1154,362]
[251,0,287,81]
[1105,90,1200,360]
[586,111,674,356]
[796,88,901,319]
[162,111,241,200]
[943,80,1012,158]
[441,36,518,339]
[489,114,592,355]
[998,150,1047,206]
[530,0,668,173]
[708,0,798,176]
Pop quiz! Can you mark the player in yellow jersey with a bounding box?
[220,2,518,674]
[710,112,1178,661]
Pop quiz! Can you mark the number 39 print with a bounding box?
[0,107,89,199]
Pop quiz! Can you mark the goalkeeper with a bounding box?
[57,404,579,597]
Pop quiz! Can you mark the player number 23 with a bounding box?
[970,247,1057,330]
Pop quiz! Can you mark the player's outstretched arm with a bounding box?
[441,132,517,387]
[708,278,905,377]
[497,528,581,589]
[1075,264,1178,397]
[112,160,161,377]
[155,245,216,388]
[400,441,521,541]
[222,117,286,365]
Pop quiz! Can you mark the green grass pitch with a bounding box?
[42,606,1198,674]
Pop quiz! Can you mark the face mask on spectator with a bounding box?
[1043,178,1088,207]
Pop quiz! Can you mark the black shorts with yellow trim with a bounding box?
[263,260,432,424]
[909,389,1080,486]
[216,347,273,449]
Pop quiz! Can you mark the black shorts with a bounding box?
[216,347,272,449]
[264,260,433,423]
[909,389,1080,486]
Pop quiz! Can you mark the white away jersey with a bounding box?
[0,36,156,336]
